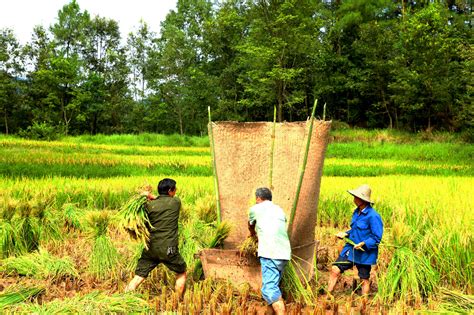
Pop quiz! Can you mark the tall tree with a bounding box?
[236,0,321,122]
[48,0,90,134]
[148,0,215,134]
[80,15,128,134]
[127,21,155,102]
[0,29,25,134]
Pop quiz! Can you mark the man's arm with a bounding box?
[361,214,383,250]
[248,207,257,237]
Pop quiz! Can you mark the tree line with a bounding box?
[0,0,472,137]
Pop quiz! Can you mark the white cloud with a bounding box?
[0,0,177,43]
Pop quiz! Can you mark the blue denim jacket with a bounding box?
[339,205,383,265]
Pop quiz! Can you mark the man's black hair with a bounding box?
[255,187,272,201]
[158,178,177,195]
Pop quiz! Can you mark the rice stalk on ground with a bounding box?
[10,291,150,313]
[0,285,45,309]
[438,287,474,313]
[1,248,78,280]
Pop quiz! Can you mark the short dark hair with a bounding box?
[255,187,272,201]
[158,178,177,195]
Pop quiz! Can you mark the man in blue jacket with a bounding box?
[327,184,383,297]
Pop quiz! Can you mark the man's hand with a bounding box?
[140,191,156,200]
[248,222,256,237]
[354,241,365,250]
[335,232,348,239]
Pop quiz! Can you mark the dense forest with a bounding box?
[0,0,472,137]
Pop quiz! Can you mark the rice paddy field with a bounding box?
[0,130,473,314]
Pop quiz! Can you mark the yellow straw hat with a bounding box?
[347,184,373,204]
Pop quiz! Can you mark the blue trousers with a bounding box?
[260,257,288,305]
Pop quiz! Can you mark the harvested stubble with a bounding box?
[116,194,151,249]
[238,237,258,257]
[1,248,78,280]
[0,285,45,309]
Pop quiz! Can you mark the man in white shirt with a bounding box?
[248,187,291,315]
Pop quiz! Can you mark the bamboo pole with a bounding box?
[269,105,277,189]
[208,106,221,223]
[287,100,318,237]
[323,103,327,121]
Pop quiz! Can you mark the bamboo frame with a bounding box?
[208,106,221,223]
[269,105,277,189]
[287,100,318,237]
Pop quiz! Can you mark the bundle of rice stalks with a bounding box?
[238,236,258,257]
[16,202,39,253]
[0,285,45,309]
[1,248,78,281]
[63,203,82,231]
[439,287,474,313]
[1,200,20,258]
[0,221,18,258]
[36,209,63,243]
[1,199,17,221]
[116,194,151,249]
[88,212,120,280]
[207,221,231,248]
[376,246,439,305]
[11,291,150,313]
[281,260,315,306]
[192,222,231,280]
[194,195,217,223]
